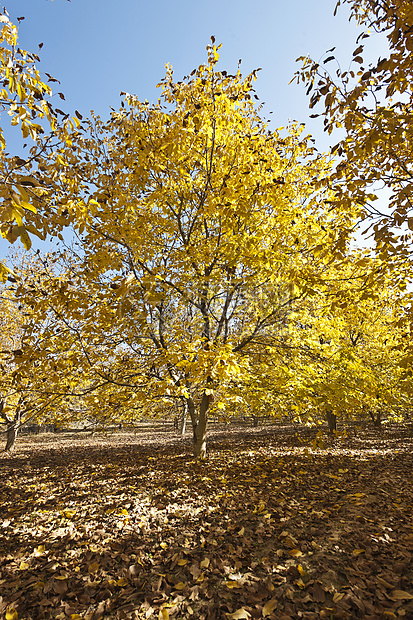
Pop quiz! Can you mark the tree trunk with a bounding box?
[180,399,188,436]
[368,409,382,427]
[5,422,20,452]
[186,394,208,458]
[193,393,208,458]
[1,399,23,452]
[185,394,209,458]
[326,410,337,434]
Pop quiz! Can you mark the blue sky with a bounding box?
[2,0,388,258]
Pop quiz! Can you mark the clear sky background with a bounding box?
[2,0,388,258]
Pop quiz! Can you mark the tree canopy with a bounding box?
[294,0,413,261]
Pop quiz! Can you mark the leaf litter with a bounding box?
[0,424,412,619]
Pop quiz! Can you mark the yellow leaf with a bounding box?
[70,616,82,620]
[19,561,30,570]
[63,509,76,519]
[21,122,30,139]
[333,592,345,603]
[34,544,45,556]
[174,581,186,590]
[21,201,37,214]
[288,549,303,557]
[116,577,127,586]
[6,609,18,620]
[238,527,245,536]
[19,227,32,250]
[391,590,413,600]
[258,500,266,512]
[226,609,251,619]
[159,609,169,620]
[177,558,188,566]
[226,581,242,589]
[88,562,100,573]
[262,597,277,617]
[160,542,168,549]
[352,549,365,555]
[200,557,210,568]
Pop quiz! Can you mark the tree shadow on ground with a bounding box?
[0,426,412,619]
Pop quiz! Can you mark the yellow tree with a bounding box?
[32,42,349,457]
[266,255,411,432]
[0,252,92,450]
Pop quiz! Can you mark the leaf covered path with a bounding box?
[0,426,412,620]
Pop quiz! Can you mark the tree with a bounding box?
[0,10,76,279]
[0,252,91,450]
[269,255,412,432]
[293,0,413,256]
[31,42,348,457]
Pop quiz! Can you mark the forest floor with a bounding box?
[0,423,412,620]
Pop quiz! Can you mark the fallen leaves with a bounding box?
[0,425,412,619]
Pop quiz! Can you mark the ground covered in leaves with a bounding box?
[0,424,413,620]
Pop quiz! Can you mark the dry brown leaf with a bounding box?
[87,562,99,574]
[53,579,68,594]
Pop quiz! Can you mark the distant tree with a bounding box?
[0,253,88,450]
[266,256,411,432]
